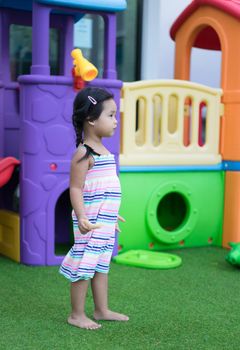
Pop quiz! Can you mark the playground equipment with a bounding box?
[118,0,240,255]
[0,157,20,261]
[1,0,240,265]
[113,250,182,269]
[119,170,224,252]
[0,0,126,265]
[71,48,98,90]
[118,78,224,253]
[226,242,240,267]
[170,0,240,247]
[0,157,20,187]
[120,80,222,166]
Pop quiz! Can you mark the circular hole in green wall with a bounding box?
[157,192,188,231]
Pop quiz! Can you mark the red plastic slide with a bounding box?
[0,157,20,188]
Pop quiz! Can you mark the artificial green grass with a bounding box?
[1,247,240,350]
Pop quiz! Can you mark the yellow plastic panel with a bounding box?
[0,210,20,262]
[120,80,222,166]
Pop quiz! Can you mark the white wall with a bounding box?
[141,0,221,88]
[190,47,221,88]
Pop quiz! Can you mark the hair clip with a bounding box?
[88,96,97,105]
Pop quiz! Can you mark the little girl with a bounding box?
[59,87,129,330]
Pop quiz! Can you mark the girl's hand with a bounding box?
[116,215,126,233]
[78,217,101,234]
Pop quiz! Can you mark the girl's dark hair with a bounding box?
[72,87,114,149]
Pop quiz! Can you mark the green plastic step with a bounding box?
[113,250,182,269]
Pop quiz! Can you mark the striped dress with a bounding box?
[59,152,121,282]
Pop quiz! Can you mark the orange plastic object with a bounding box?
[222,172,240,248]
[221,92,240,160]
[170,0,240,50]
[0,157,20,187]
[71,49,98,87]
[172,2,240,160]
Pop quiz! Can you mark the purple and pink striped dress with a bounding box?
[59,151,121,282]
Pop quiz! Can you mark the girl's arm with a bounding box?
[69,147,99,233]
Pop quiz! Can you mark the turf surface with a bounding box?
[1,247,240,350]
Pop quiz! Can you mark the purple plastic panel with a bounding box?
[0,82,3,158]
[103,13,117,79]
[19,76,122,265]
[3,84,20,158]
[31,2,51,75]
[0,11,2,82]
[19,75,74,265]
[62,15,74,76]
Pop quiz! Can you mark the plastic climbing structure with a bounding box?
[1,0,240,265]
[0,0,126,265]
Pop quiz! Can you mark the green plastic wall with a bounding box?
[118,171,225,252]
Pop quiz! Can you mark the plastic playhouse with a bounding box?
[0,0,126,265]
[118,0,240,255]
[118,80,224,253]
[0,0,240,266]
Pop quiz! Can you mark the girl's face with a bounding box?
[94,99,117,137]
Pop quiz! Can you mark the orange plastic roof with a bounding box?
[170,0,240,50]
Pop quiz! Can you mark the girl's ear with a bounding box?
[88,120,95,126]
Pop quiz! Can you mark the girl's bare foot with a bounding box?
[94,310,129,321]
[68,314,101,330]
